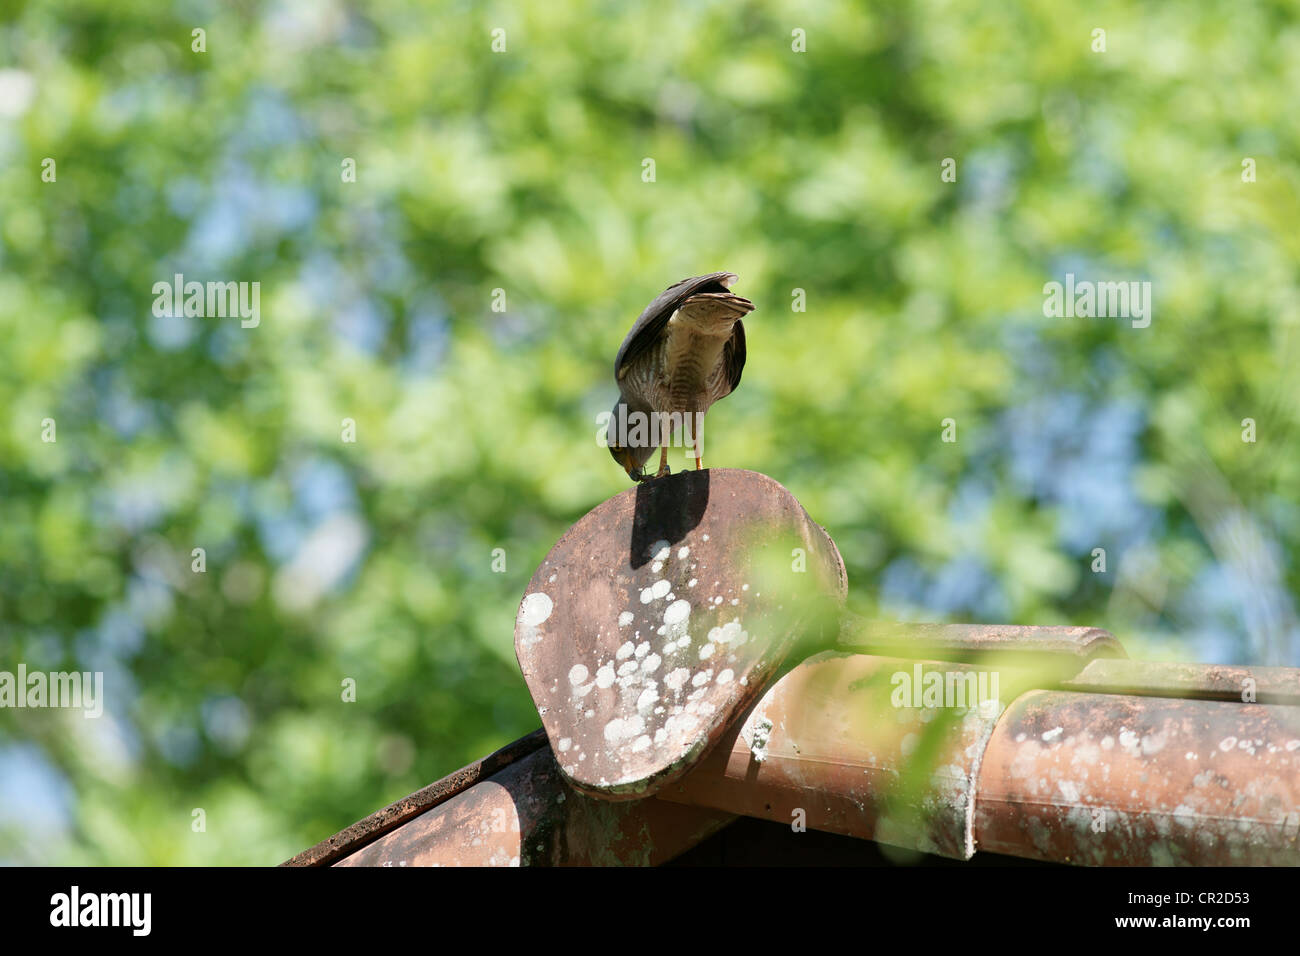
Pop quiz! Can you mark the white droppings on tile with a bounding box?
[664,599,691,626]
[664,668,690,692]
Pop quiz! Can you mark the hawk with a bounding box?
[607,272,753,481]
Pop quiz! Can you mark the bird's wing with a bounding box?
[724,319,746,394]
[615,271,738,380]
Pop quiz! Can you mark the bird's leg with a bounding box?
[653,443,670,479]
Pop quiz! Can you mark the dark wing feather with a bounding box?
[723,319,746,394]
[615,271,737,379]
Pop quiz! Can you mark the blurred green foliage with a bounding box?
[1,0,1298,863]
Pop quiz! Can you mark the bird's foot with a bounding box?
[651,464,671,480]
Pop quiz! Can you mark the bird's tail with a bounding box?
[679,291,754,330]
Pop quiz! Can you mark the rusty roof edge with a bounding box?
[970,687,1300,864]
[1062,658,1300,705]
[659,653,1300,865]
[334,745,736,866]
[281,728,548,867]
[836,615,1127,669]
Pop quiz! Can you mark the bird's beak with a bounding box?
[612,446,645,482]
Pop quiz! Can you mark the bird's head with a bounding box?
[607,399,655,482]
[609,442,647,482]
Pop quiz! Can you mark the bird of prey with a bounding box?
[608,272,753,481]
